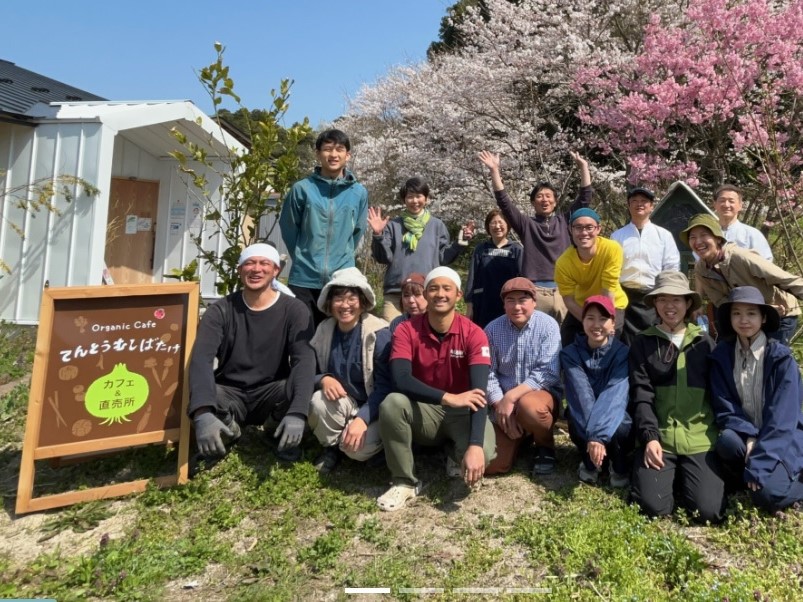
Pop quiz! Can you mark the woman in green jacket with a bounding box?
[629,271,726,523]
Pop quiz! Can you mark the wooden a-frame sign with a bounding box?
[16,283,199,514]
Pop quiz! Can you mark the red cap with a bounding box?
[500,277,538,300]
[582,295,615,318]
[401,272,426,290]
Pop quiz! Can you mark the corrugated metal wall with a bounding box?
[0,121,102,323]
[0,123,230,323]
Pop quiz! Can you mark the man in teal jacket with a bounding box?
[280,129,368,325]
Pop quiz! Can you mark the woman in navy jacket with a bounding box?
[709,286,803,512]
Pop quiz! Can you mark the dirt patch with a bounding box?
[0,497,135,567]
[0,374,29,398]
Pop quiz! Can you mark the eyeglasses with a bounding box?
[332,294,361,306]
[571,224,598,233]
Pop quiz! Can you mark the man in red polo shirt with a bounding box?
[377,267,497,511]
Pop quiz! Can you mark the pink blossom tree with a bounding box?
[577,0,803,267]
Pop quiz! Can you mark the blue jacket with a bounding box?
[710,339,803,486]
[279,167,368,288]
[561,335,631,444]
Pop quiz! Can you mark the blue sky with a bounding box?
[4,1,449,127]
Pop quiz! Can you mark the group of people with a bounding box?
[187,128,803,520]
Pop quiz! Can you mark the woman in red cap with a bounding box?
[561,295,632,487]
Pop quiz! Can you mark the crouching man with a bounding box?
[188,243,315,464]
[377,267,496,511]
[484,278,562,476]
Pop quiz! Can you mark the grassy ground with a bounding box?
[1,321,802,601]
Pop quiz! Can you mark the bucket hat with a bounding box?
[644,271,702,312]
[716,286,780,339]
[317,267,376,314]
[679,213,725,248]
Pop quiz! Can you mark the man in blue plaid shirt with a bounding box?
[484,277,562,476]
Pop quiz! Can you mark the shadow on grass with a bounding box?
[2,442,180,520]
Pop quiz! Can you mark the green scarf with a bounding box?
[402,209,430,251]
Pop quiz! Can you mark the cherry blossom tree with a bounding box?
[577,0,803,266]
[342,0,684,228]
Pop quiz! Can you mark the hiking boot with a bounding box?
[377,482,422,512]
[446,456,462,478]
[578,462,599,485]
[313,445,341,474]
[531,446,557,475]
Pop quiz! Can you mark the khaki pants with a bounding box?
[307,391,382,461]
[486,389,556,475]
[379,393,497,486]
[535,287,567,325]
[382,293,403,322]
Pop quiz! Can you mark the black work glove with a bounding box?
[273,414,305,450]
[193,412,233,457]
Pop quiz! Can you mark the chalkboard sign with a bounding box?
[16,283,199,514]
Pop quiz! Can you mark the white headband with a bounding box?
[424,266,461,290]
[238,243,281,268]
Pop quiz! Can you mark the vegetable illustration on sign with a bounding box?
[84,363,149,425]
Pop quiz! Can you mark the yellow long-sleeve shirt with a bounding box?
[555,237,628,309]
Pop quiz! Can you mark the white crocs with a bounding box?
[377,483,421,512]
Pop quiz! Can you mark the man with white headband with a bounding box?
[188,243,315,466]
[376,266,496,511]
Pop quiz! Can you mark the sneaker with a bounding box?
[377,483,421,512]
[313,445,341,474]
[224,419,242,445]
[578,462,599,484]
[446,456,462,478]
[609,470,630,489]
[531,446,557,476]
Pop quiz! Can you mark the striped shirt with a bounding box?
[484,310,561,404]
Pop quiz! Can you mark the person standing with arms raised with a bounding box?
[478,150,592,323]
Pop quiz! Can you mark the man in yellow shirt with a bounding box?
[555,208,627,346]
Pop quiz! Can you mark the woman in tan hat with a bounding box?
[308,268,392,473]
[681,213,803,345]
[629,271,726,523]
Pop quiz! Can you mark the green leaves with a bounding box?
[170,43,313,294]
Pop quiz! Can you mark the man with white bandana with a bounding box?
[188,243,315,464]
[376,267,496,511]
